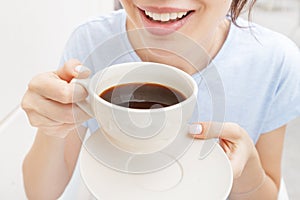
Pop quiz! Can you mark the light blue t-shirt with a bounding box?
[60,9,300,144]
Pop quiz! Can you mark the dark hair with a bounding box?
[230,0,257,25]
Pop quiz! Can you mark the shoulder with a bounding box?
[232,18,299,57]
[70,9,126,40]
[60,10,127,66]
[227,18,300,73]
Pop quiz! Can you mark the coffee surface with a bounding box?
[99,83,186,109]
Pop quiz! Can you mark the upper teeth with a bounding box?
[145,11,188,22]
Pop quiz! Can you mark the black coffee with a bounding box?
[99,83,186,109]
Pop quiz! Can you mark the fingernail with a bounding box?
[75,65,90,73]
[189,124,203,135]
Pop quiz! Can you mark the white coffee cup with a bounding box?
[74,62,198,154]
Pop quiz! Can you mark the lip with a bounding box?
[137,6,194,36]
[138,6,192,13]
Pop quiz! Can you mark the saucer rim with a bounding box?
[79,134,233,200]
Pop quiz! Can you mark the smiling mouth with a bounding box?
[140,9,194,23]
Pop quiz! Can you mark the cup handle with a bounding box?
[72,78,94,117]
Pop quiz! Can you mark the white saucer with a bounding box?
[80,129,233,200]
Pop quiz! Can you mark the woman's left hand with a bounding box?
[189,122,257,179]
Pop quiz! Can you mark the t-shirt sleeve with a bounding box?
[261,43,300,133]
[58,25,91,68]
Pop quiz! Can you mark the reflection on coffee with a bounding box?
[99,83,186,109]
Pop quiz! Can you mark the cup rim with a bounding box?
[89,62,198,113]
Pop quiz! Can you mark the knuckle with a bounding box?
[28,118,40,127]
[27,77,39,91]
[229,122,246,136]
[226,122,240,132]
[21,92,32,111]
[58,85,73,104]
[21,95,28,111]
[27,73,47,91]
[25,112,41,127]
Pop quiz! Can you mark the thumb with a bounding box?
[56,59,91,82]
[189,122,241,140]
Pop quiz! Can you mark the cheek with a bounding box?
[223,0,233,14]
[206,0,232,13]
[224,0,233,13]
[206,0,232,21]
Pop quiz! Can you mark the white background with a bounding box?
[0,0,113,120]
[0,1,113,199]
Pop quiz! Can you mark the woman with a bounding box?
[21,0,300,199]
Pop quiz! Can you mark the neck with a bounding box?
[126,18,230,75]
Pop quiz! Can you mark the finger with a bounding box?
[74,65,91,79]
[229,151,249,179]
[26,110,62,127]
[56,59,91,82]
[56,59,81,82]
[219,139,233,158]
[25,91,91,123]
[189,122,243,140]
[38,101,91,124]
[28,72,88,103]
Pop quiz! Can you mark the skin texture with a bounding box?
[192,122,284,199]
[21,0,285,199]
[22,60,90,199]
[121,0,232,74]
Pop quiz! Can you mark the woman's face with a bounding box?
[119,0,232,73]
[120,0,231,39]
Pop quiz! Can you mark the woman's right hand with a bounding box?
[21,59,91,138]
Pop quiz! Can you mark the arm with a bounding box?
[229,125,285,199]
[21,59,91,199]
[22,127,86,200]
